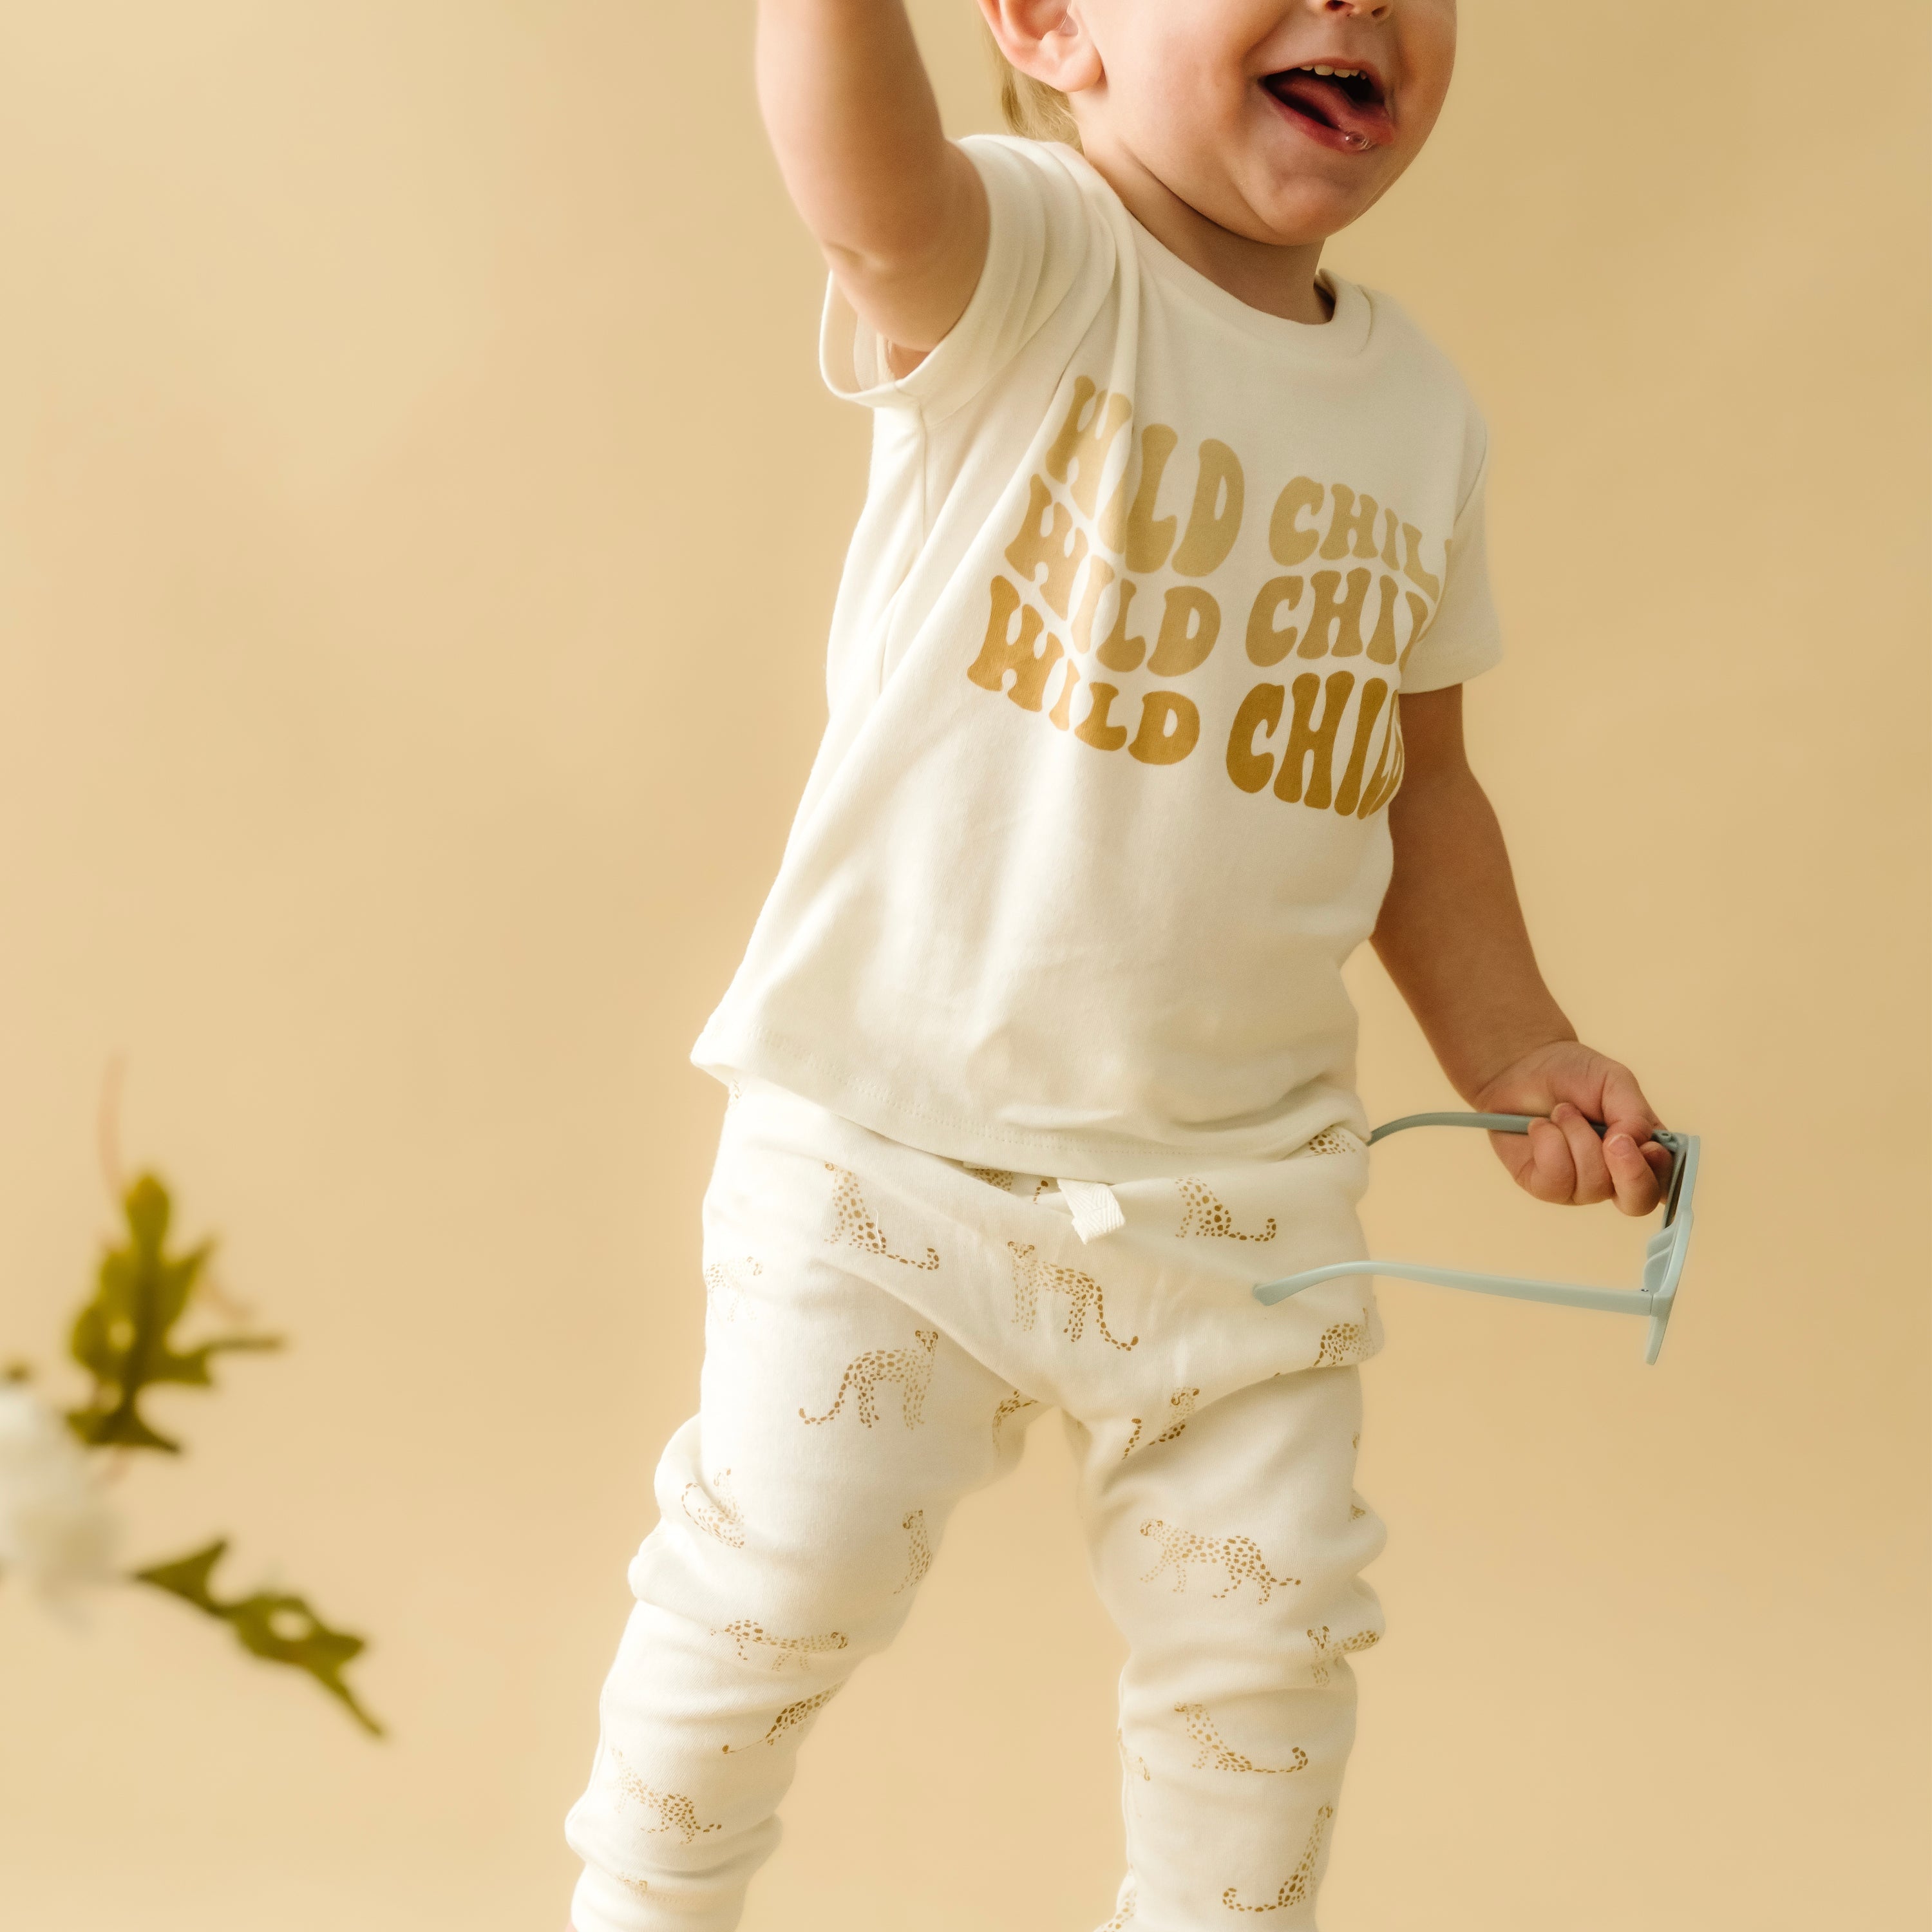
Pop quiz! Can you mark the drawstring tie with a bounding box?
[1056,1177,1126,1244]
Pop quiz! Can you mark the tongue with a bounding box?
[1271,73,1392,146]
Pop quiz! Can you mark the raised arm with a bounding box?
[755,0,990,367]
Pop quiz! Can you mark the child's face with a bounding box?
[1066,0,1457,246]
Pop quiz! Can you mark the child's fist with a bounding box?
[1472,1041,1672,1215]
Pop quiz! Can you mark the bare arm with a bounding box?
[1374,686,1671,1213]
[755,0,989,364]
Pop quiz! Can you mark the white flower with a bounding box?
[0,1380,122,1615]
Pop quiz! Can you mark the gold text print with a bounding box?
[967,374,1444,828]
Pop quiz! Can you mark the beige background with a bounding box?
[1,3,1926,1927]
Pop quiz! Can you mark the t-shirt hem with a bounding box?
[1401,630,1506,694]
[692,1021,1369,1184]
[818,137,1073,422]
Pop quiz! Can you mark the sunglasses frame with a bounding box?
[1252,1112,1700,1364]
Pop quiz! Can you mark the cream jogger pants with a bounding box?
[566,1080,1388,1932]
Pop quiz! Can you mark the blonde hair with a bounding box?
[981,19,1083,148]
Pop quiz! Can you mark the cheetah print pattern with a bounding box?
[1174,1178,1277,1244]
[714,1619,848,1671]
[799,1329,938,1430]
[1176,1703,1309,1776]
[587,1095,1378,1908]
[682,1469,745,1549]
[893,1508,931,1595]
[823,1163,939,1269]
[703,1256,761,1323]
[1122,1387,1199,1459]
[1009,1242,1139,1350]
[721,1685,842,1754]
[1305,1624,1380,1686]
[1299,1126,1364,1158]
[1314,1321,1370,1367]
[1137,1520,1301,1604]
[1221,1806,1333,1913]
[612,1756,721,1844]
[992,1387,1040,1446]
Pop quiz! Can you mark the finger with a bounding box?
[1488,1128,1534,1188]
[1550,1101,1613,1205]
[1598,1061,1661,1144]
[1604,1131,1663,1216]
[1521,1117,1577,1204]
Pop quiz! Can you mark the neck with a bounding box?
[1075,134,1332,326]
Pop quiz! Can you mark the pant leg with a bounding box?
[1073,1365,1385,1931]
[565,1150,1038,1932]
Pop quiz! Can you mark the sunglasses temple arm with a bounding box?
[1367,1111,1579,1144]
[1252,1259,1668,1318]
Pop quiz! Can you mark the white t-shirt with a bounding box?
[694,136,1502,1182]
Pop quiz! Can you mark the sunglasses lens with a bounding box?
[1660,1135,1690,1224]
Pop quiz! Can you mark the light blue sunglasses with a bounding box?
[1253,1112,1700,1364]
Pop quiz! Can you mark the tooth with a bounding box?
[1312,65,1333,75]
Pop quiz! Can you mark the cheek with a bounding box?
[1122,45,1251,166]
[1403,11,1459,116]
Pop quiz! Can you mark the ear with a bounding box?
[979,0,1103,97]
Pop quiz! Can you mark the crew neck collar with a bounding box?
[1128,213,1374,361]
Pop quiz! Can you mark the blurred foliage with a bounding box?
[133,1539,383,1736]
[66,1173,281,1453]
[1,1151,384,1738]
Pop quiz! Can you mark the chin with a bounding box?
[1241,177,1383,248]
[1228,118,1398,238]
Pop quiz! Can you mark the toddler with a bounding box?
[565,3,1671,1926]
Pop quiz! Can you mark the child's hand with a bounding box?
[1472,1041,1672,1215]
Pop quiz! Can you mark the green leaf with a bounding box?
[64,1174,281,1454]
[131,1539,384,1737]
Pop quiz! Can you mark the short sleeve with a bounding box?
[1399,455,1504,693]
[819,136,1108,421]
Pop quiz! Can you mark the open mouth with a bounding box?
[1263,63,1394,152]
